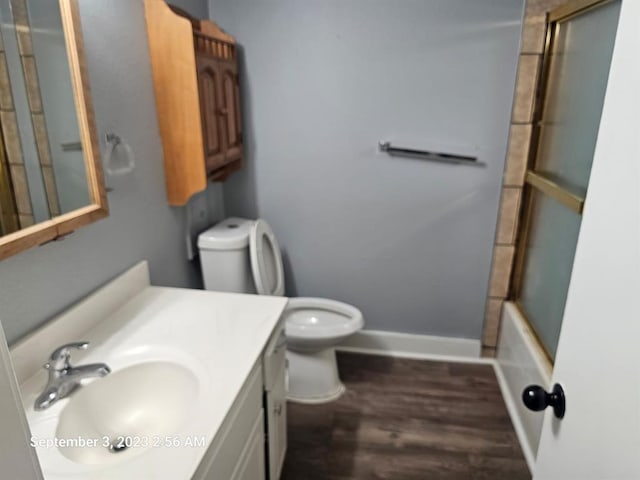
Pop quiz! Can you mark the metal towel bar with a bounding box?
[61,141,83,152]
[379,141,483,166]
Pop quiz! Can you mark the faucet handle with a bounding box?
[45,342,90,371]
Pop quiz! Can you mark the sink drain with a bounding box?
[108,438,129,454]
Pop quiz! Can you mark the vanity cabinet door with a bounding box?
[193,364,264,480]
[266,363,287,480]
[231,413,266,480]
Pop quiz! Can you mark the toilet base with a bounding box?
[286,348,346,404]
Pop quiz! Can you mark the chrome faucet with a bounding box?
[34,342,111,411]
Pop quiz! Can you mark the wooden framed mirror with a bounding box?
[0,0,108,260]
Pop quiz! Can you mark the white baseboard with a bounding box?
[336,329,486,364]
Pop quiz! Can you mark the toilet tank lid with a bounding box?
[198,217,255,250]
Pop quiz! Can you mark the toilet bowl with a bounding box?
[198,217,364,403]
[284,297,364,403]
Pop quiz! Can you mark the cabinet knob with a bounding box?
[522,383,566,419]
[274,403,283,416]
[217,108,228,116]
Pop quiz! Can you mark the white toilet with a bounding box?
[198,217,364,403]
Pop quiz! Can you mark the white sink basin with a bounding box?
[16,281,288,480]
[55,362,198,465]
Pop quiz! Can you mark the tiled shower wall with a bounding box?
[482,0,569,356]
[0,0,61,231]
[0,35,34,228]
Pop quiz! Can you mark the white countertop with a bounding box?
[18,284,287,480]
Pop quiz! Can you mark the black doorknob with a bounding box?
[522,383,565,419]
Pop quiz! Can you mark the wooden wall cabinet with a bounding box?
[144,0,243,206]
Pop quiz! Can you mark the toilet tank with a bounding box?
[198,217,257,294]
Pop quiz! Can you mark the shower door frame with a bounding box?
[510,0,618,363]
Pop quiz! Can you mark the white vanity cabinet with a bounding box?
[193,321,287,480]
[12,264,290,480]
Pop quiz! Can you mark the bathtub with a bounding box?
[494,302,552,471]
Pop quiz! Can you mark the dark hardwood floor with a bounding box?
[281,352,530,480]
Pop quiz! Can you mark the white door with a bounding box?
[0,323,43,479]
[533,1,640,478]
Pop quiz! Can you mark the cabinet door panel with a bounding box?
[231,414,266,480]
[223,73,237,145]
[198,66,220,154]
[219,62,243,163]
[196,56,226,172]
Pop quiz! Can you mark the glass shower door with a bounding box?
[513,0,621,360]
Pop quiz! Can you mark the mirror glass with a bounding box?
[0,0,90,236]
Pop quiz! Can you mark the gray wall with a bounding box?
[0,0,220,345]
[210,0,523,339]
[170,0,208,18]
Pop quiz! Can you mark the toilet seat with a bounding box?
[285,297,364,341]
[250,219,285,296]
